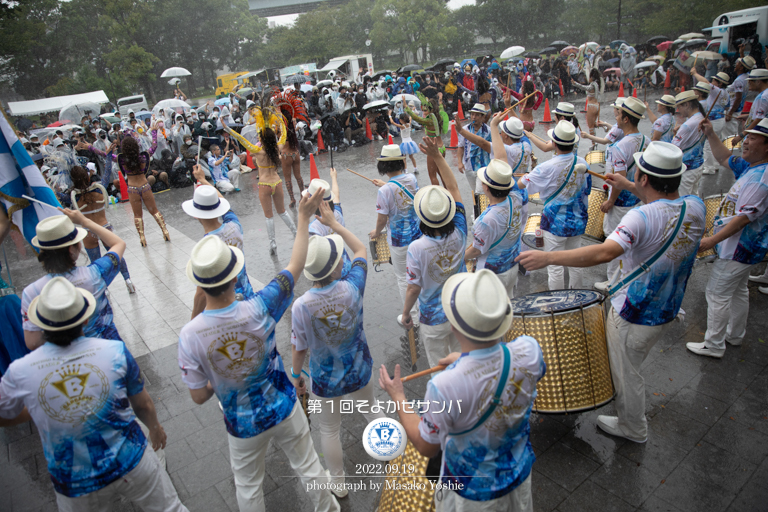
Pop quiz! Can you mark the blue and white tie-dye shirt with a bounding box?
[521,153,591,237]
[489,141,531,209]
[178,271,296,438]
[206,210,255,300]
[727,73,749,113]
[608,196,705,326]
[310,204,352,277]
[473,195,523,274]
[714,158,768,265]
[606,133,649,207]
[291,258,372,398]
[418,336,546,502]
[748,90,767,125]
[652,113,674,143]
[672,113,705,170]
[406,203,468,326]
[376,174,421,247]
[0,337,146,497]
[459,123,492,171]
[706,84,730,121]
[22,253,122,341]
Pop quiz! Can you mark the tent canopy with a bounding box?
[8,91,109,116]
[320,58,349,72]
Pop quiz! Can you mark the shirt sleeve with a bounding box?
[612,144,629,173]
[418,381,448,445]
[520,168,547,195]
[472,217,492,255]
[222,210,243,234]
[607,208,643,253]
[754,94,767,119]
[734,180,768,222]
[343,258,368,296]
[728,156,751,180]
[406,246,422,287]
[92,252,121,287]
[290,301,309,351]
[376,187,390,216]
[178,337,209,390]
[0,365,26,419]
[21,285,41,332]
[672,124,689,148]
[122,344,145,396]
[258,270,295,323]
[454,203,468,236]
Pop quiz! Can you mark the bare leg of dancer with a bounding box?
[281,156,296,207]
[142,187,170,242]
[291,156,305,199]
[259,184,277,255]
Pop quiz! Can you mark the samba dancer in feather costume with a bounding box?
[405,92,450,186]
[273,88,309,208]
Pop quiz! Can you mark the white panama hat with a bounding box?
[655,95,676,107]
[500,117,524,139]
[27,277,96,331]
[31,215,88,250]
[552,102,575,117]
[441,269,513,342]
[469,103,488,114]
[302,178,334,202]
[675,90,699,105]
[693,81,712,94]
[632,141,687,178]
[547,120,577,146]
[303,234,344,281]
[619,97,646,119]
[413,185,456,228]
[186,236,245,288]
[377,144,406,161]
[747,69,768,81]
[478,159,514,190]
[744,118,768,138]
[182,185,231,219]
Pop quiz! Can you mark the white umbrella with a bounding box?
[152,98,191,117]
[634,61,658,70]
[679,33,705,41]
[389,94,421,106]
[363,100,390,110]
[585,42,599,50]
[168,78,181,85]
[500,46,526,60]
[59,101,101,122]
[300,83,314,93]
[691,51,721,61]
[160,67,191,78]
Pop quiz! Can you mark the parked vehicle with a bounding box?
[703,6,767,55]
[116,95,149,117]
[215,71,249,96]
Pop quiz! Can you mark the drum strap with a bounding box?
[489,196,513,250]
[451,344,510,436]
[512,144,526,174]
[544,154,578,207]
[608,201,687,297]
[390,179,415,200]
[624,135,646,174]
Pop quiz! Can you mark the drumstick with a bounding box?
[22,195,61,211]
[527,131,550,144]
[509,91,538,110]
[345,167,375,183]
[705,90,722,119]
[401,365,448,382]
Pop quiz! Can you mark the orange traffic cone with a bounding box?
[309,154,320,181]
[316,130,325,151]
[664,71,671,89]
[559,79,564,96]
[117,170,129,202]
[618,82,625,97]
[541,98,554,123]
[365,118,373,140]
[388,133,394,145]
[632,88,638,98]
[245,150,254,170]
[457,101,465,121]
[681,86,685,92]
[447,122,459,149]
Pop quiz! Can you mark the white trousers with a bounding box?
[543,231,583,290]
[704,258,752,350]
[421,321,461,368]
[678,166,703,197]
[227,402,339,512]
[391,244,420,325]
[703,118,726,171]
[55,447,187,512]
[606,308,670,440]
[464,168,478,197]
[313,380,386,487]
[602,205,634,280]
[491,263,519,299]
[137,419,166,470]
[216,170,241,192]
[435,474,532,512]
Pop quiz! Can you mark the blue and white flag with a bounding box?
[0,114,61,247]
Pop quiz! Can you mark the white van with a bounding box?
[703,7,768,55]
[319,54,374,80]
[117,95,149,117]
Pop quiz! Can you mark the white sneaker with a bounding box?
[593,280,610,293]
[760,286,768,295]
[686,341,725,359]
[748,274,768,285]
[324,470,348,498]
[702,168,716,175]
[596,415,647,443]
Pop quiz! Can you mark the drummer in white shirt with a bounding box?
[517,120,591,290]
[671,91,707,196]
[517,142,705,443]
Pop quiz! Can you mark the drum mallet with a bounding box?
[345,167,376,183]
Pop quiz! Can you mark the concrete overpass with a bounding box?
[248,0,350,17]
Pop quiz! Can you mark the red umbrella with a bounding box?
[560,46,579,56]
[656,41,673,52]
[47,120,71,127]
[603,68,622,75]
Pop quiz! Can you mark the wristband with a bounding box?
[290,367,301,379]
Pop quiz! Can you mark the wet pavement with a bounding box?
[2,89,768,512]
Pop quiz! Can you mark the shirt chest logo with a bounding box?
[311,304,356,346]
[207,332,265,380]
[39,363,110,424]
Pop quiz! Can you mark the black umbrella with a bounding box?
[16,117,33,131]
[549,41,570,49]
[539,47,557,54]
[397,64,424,74]
[283,74,309,85]
[430,58,454,67]
[646,35,668,45]
[372,70,393,80]
[524,52,541,59]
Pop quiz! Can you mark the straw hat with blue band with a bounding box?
[713,72,730,85]
[547,120,578,146]
[186,236,245,288]
[478,159,514,190]
[27,277,97,332]
[632,141,687,178]
[413,185,456,228]
[619,97,647,119]
[693,81,712,94]
[655,95,676,108]
[303,234,344,281]
[441,269,513,342]
[675,90,699,105]
[31,216,89,250]
[500,117,524,139]
[745,118,768,138]
[551,102,575,117]
[746,69,768,81]
[302,179,334,202]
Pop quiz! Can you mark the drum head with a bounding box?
[585,150,606,165]
[511,290,604,315]
[521,214,542,250]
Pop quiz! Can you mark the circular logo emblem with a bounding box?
[38,363,110,424]
[206,331,266,380]
[363,418,407,461]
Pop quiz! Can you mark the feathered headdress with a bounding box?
[271,87,309,124]
[225,88,286,153]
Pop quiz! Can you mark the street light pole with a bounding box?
[106,69,117,105]
[617,0,622,40]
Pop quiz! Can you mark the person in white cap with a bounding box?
[291,202,386,498]
[517,120,591,290]
[518,141,706,443]
[369,145,421,325]
[185,166,255,318]
[525,102,582,155]
[595,97,650,291]
[464,157,523,298]
[645,95,677,143]
[484,113,532,220]
[0,278,186,511]
[307,170,351,275]
[732,68,768,147]
[379,269,545,511]
[177,191,340,512]
[690,70,731,175]
[22,209,127,350]
[725,55,756,134]
[671,91,707,196]
[689,117,768,357]
[456,103,492,196]
[401,138,467,367]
